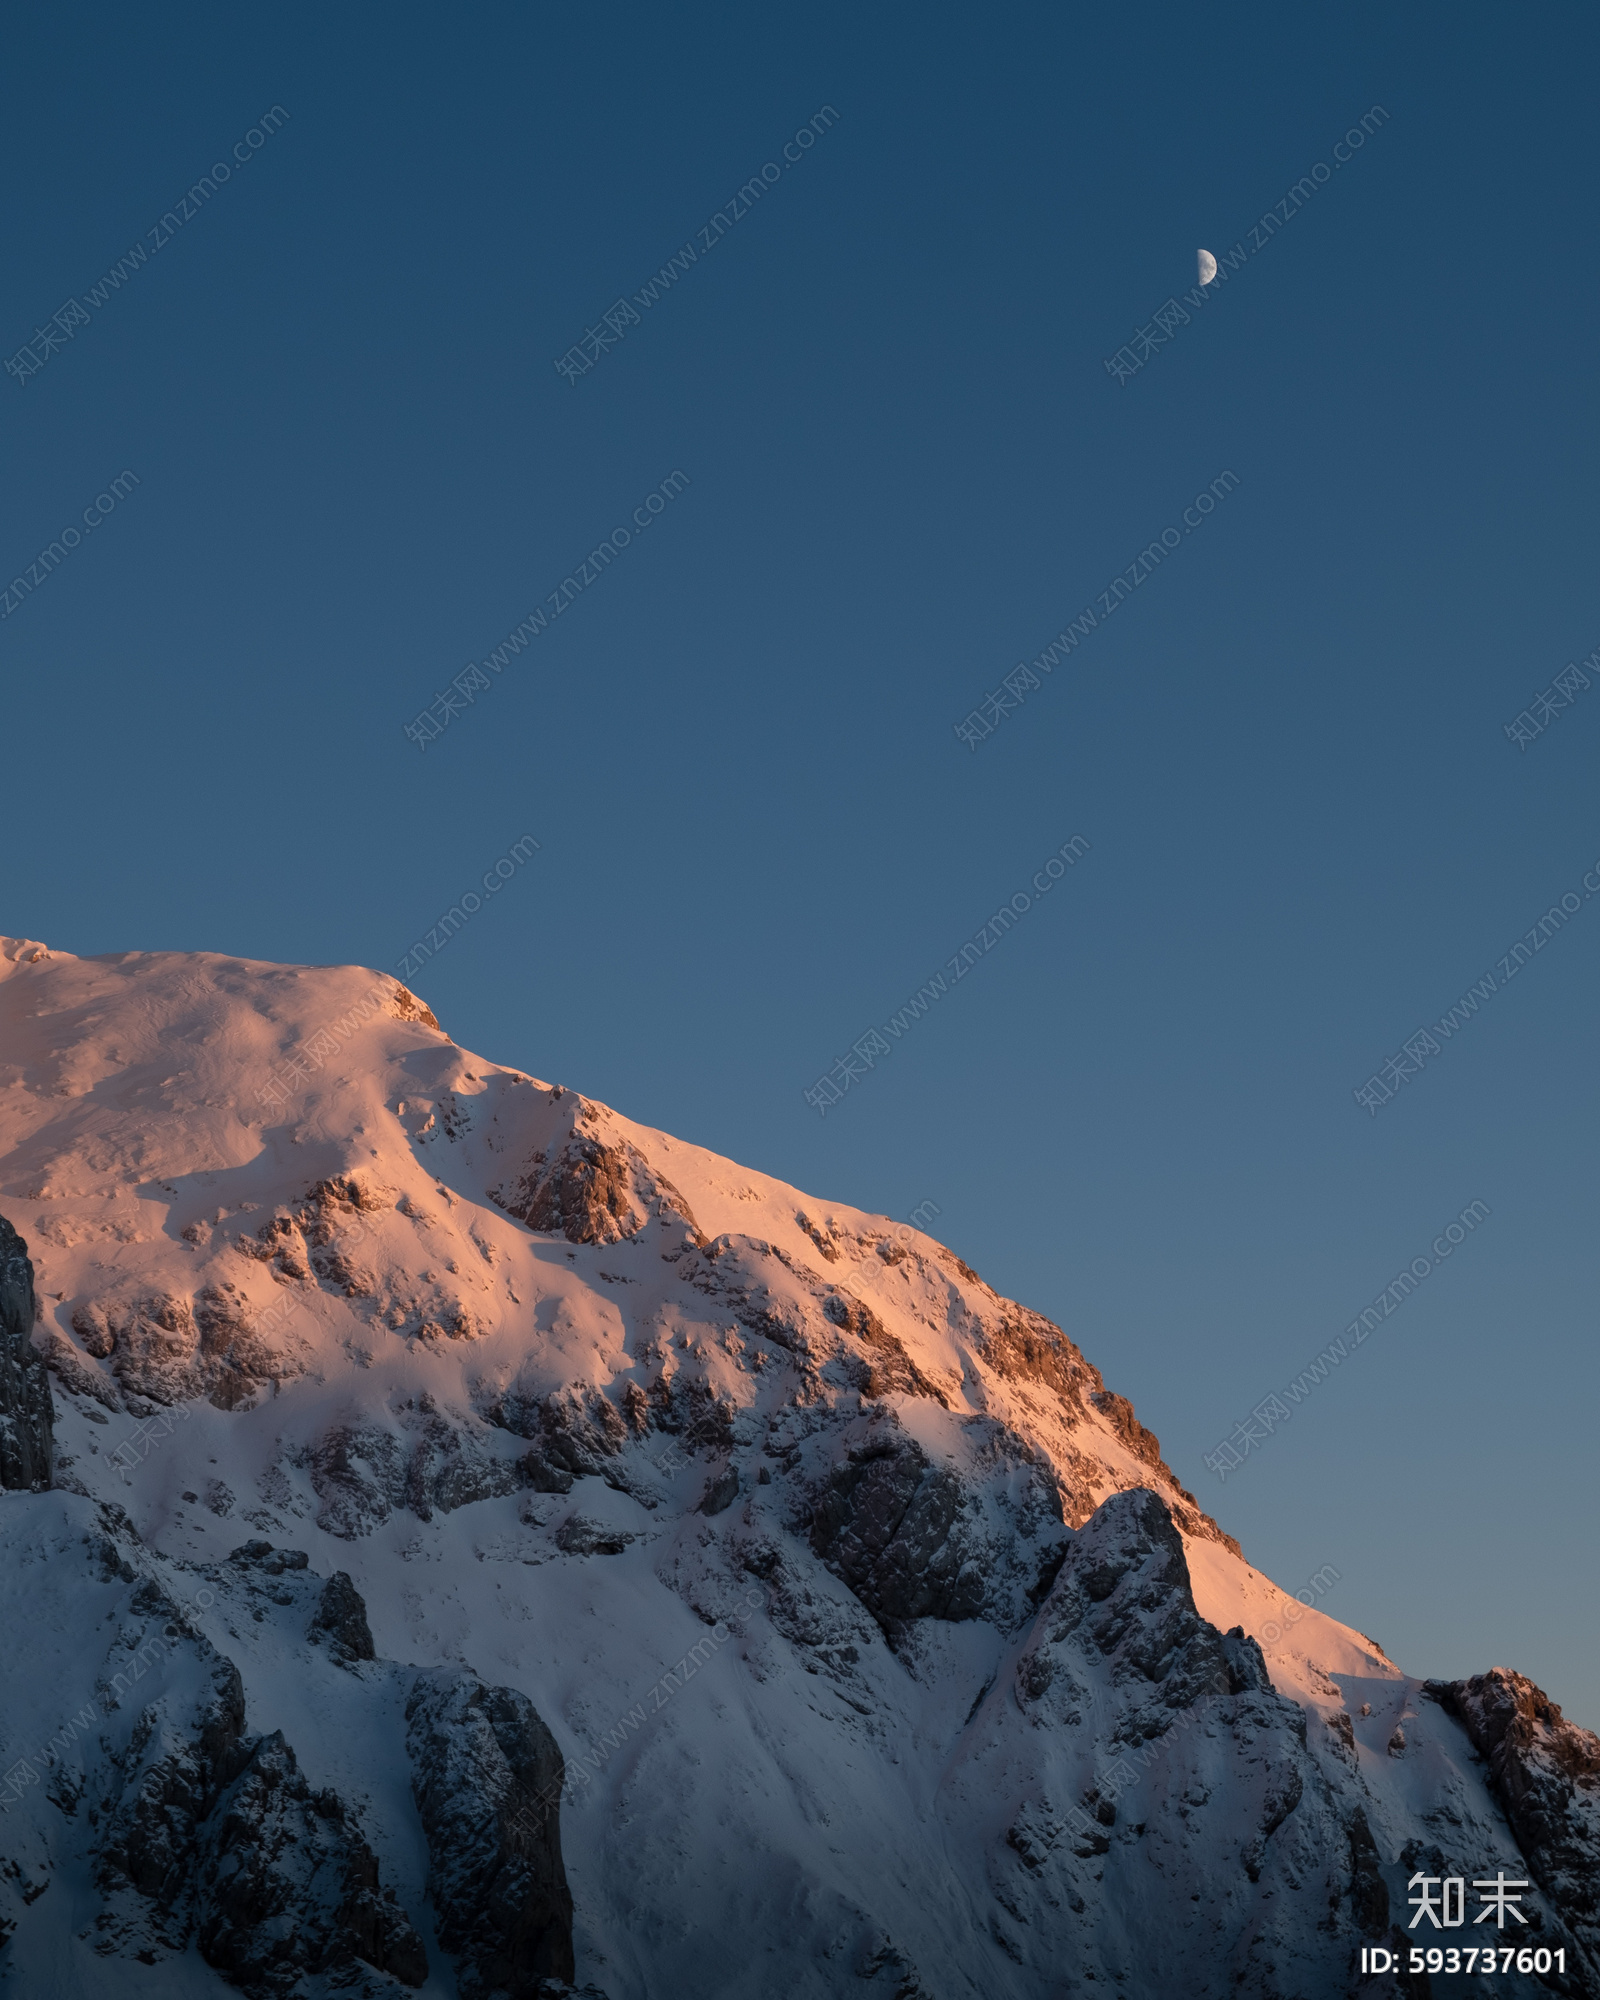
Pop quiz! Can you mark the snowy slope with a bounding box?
[1,937,1594,1999]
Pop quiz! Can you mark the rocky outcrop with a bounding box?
[15,939,1600,2000]
[194,1731,427,1993]
[487,1382,632,1493]
[810,1429,989,1634]
[804,1413,1075,1639]
[390,982,440,1029]
[1425,1669,1600,1985]
[0,1213,53,1490]
[308,1570,376,1663]
[90,1562,426,1993]
[989,1488,1402,1992]
[496,1131,643,1244]
[64,1279,285,1411]
[302,1408,531,1538]
[1345,1808,1390,1933]
[94,1623,250,1954]
[229,1175,497,1341]
[492,1107,707,1252]
[406,1668,576,1997]
[40,1322,123,1410]
[287,1383,652,1541]
[977,1305,1241,1553]
[301,1423,406,1537]
[820,1287,948,1403]
[1014,1488,1266,1731]
[697,1463,740,1516]
[297,1175,387,1292]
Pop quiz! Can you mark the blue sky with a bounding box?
[5,2,1598,1725]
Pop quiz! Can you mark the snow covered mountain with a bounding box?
[1,936,1595,1999]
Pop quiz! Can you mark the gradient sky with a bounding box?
[4,3,1597,1726]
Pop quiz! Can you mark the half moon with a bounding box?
[1197,248,1218,285]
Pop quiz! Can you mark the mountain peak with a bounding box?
[2,942,1593,1997]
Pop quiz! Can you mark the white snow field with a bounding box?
[0,939,1593,1999]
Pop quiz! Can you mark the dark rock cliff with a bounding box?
[406,1668,576,1997]
[0,1212,53,1491]
[88,1562,427,1994]
[1426,1669,1600,1988]
[0,1510,588,1996]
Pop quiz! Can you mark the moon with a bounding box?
[1197,248,1218,285]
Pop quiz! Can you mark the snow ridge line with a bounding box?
[818,1199,944,1314]
[1205,1200,1490,1481]
[252,829,542,1111]
[1048,1564,1343,1851]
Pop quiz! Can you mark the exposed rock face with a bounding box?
[808,1417,1068,1639]
[302,1410,532,1538]
[1426,1669,1600,1985]
[989,1489,1405,1990]
[697,1463,740,1516]
[554,1513,633,1555]
[94,1616,250,1955]
[308,1570,377,1663]
[41,1322,123,1410]
[811,1431,987,1633]
[0,1212,53,1490]
[492,1108,706,1251]
[406,1668,576,1997]
[9,944,1596,2000]
[1014,1489,1268,1731]
[87,1558,427,1993]
[194,1731,428,1992]
[64,1279,285,1411]
[194,1281,295,1407]
[486,1382,634,1497]
[390,982,440,1029]
[1345,1808,1390,1933]
[820,1287,948,1403]
[497,1131,643,1244]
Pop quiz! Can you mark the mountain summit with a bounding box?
[1,937,1594,1998]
